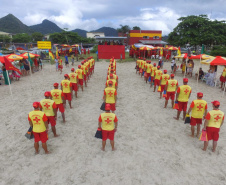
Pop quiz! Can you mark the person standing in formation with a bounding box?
[61,74,73,109]
[164,74,178,108]
[153,65,162,92]
[81,61,88,87]
[104,80,117,113]
[40,92,59,137]
[106,74,118,90]
[203,101,224,152]
[51,83,66,123]
[174,78,192,120]
[159,70,169,99]
[76,65,84,91]
[58,57,63,74]
[187,92,207,138]
[145,61,153,83]
[28,102,49,154]
[150,63,157,87]
[69,68,79,98]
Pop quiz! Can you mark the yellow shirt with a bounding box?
[155,70,162,80]
[61,79,72,93]
[166,79,178,92]
[222,67,226,77]
[76,69,84,79]
[51,89,63,104]
[151,67,157,77]
[177,85,192,102]
[40,99,55,116]
[28,110,47,133]
[207,110,224,128]
[69,72,78,83]
[104,87,117,103]
[146,64,153,73]
[191,99,207,118]
[160,74,170,85]
[100,113,116,131]
[106,79,117,89]
[142,61,146,69]
[81,65,87,75]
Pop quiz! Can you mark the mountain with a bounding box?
[0,14,33,33]
[92,27,118,37]
[30,19,62,34]
[71,29,87,37]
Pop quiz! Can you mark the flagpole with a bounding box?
[6,70,12,96]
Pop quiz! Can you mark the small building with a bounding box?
[129,30,164,46]
[0,31,13,38]
[86,32,105,38]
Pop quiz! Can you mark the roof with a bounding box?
[95,37,127,40]
[130,30,162,34]
[139,40,168,45]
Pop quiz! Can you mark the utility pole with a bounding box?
[63,28,69,44]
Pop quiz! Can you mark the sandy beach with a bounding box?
[1,59,226,185]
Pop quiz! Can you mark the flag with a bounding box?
[28,52,33,66]
[201,44,205,54]
[177,46,181,56]
[160,48,163,56]
[49,49,55,59]
[56,47,59,58]
[4,57,22,75]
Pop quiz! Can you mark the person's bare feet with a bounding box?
[202,148,206,151]
[212,149,216,152]
[190,134,194,138]
[54,134,60,137]
[196,135,199,138]
[101,148,105,151]
[112,148,116,151]
[45,151,51,154]
[70,107,73,109]
[35,151,39,155]
[174,117,179,120]
[164,106,166,108]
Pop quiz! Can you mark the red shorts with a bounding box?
[58,65,63,69]
[56,103,65,113]
[47,116,56,126]
[178,101,188,112]
[165,92,175,100]
[33,131,48,143]
[220,75,226,82]
[63,93,72,101]
[190,117,202,126]
[151,76,154,82]
[146,73,150,78]
[105,103,116,111]
[84,74,87,81]
[102,130,115,141]
[206,127,220,141]
[154,79,160,86]
[71,83,78,91]
[79,79,83,86]
[161,85,166,92]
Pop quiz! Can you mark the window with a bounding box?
[153,36,160,39]
[143,36,149,39]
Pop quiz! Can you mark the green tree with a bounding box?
[12,33,31,43]
[133,26,141,30]
[117,25,131,34]
[0,35,11,43]
[31,32,44,42]
[168,15,226,47]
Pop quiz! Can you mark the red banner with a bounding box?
[98,45,125,59]
[4,57,22,74]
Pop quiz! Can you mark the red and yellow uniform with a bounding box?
[190,99,207,126]
[205,110,224,141]
[40,99,57,126]
[76,68,84,86]
[69,72,78,92]
[104,87,117,111]
[51,89,65,113]
[107,74,118,81]
[98,112,118,141]
[106,79,117,89]
[177,85,192,112]
[151,66,157,82]
[58,59,63,69]
[145,63,153,78]
[81,65,88,81]
[28,110,48,143]
[154,70,162,86]
[141,61,146,71]
[165,79,178,100]
[160,74,170,92]
[220,67,226,82]
[61,79,72,101]
[136,60,141,70]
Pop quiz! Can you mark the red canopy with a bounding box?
[0,56,13,63]
[210,56,226,65]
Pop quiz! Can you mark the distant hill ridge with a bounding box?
[0,14,119,37]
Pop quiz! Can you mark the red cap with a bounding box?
[53,83,59,87]
[71,68,75,72]
[78,65,81,68]
[170,74,175,77]
[211,101,220,106]
[64,74,69,78]
[105,103,111,111]
[108,80,113,85]
[44,91,51,97]
[138,57,140,59]
[110,70,114,72]
[153,63,156,66]
[110,74,113,77]
[157,66,160,69]
[33,102,40,108]
[197,92,203,97]
[144,58,146,60]
[183,78,188,83]
[164,70,167,73]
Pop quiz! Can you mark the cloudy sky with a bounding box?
[0,0,226,35]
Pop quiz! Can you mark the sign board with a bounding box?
[37,41,52,49]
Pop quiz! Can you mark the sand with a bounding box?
[0,59,226,185]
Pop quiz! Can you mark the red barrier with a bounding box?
[98,45,125,59]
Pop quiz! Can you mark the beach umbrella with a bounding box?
[189,54,212,60]
[6,54,23,61]
[20,52,36,59]
[152,46,163,50]
[0,56,13,63]
[61,44,71,47]
[139,46,152,51]
[166,46,178,50]
[201,56,226,65]
[71,44,79,47]
[16,47,24,50]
